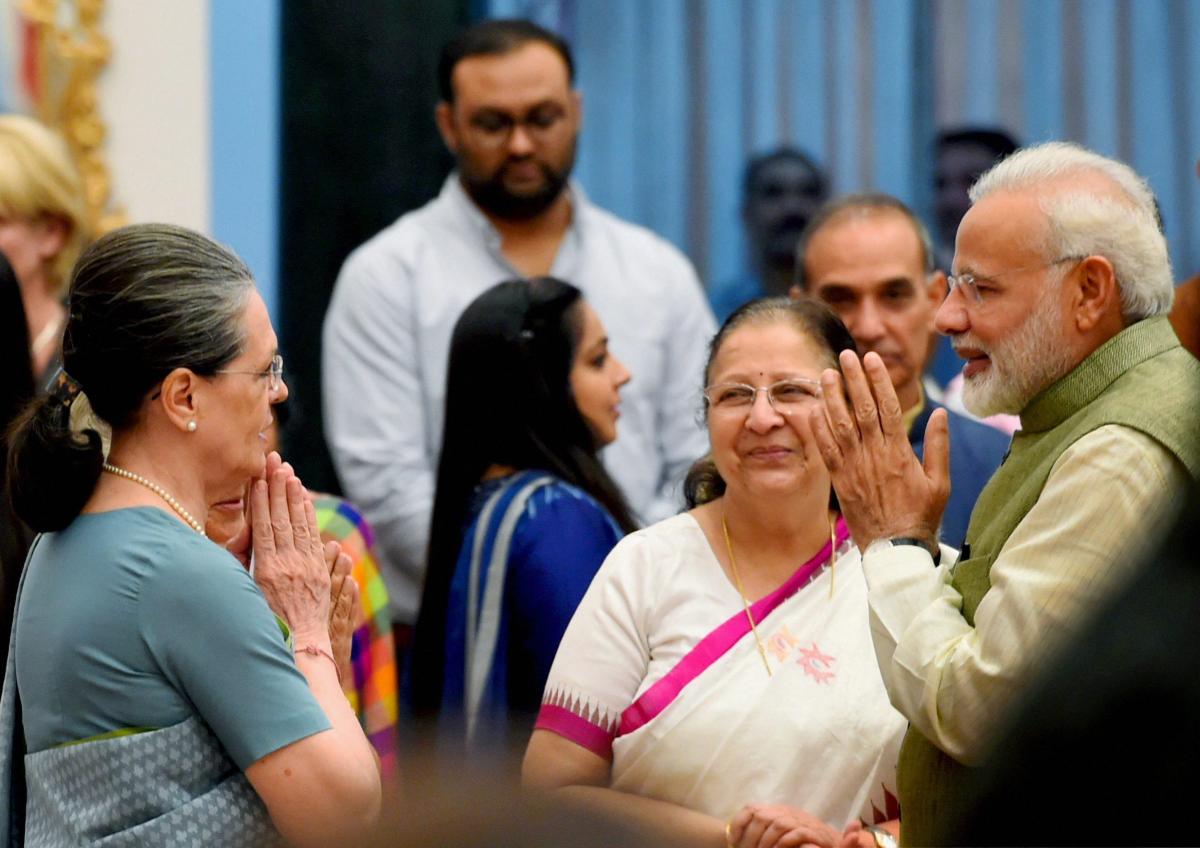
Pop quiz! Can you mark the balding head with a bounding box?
[793,194,945,411]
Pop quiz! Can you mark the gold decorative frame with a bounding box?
[18,0,125,234]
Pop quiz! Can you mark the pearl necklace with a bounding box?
[101,462,205,535]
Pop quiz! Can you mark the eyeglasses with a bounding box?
[216,354,284,393]
[703,378,822,413]
[465,104,567,150]
[946,255,1086,305]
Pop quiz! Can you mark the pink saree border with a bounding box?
[534,704,614,759]
[616,518,850,737]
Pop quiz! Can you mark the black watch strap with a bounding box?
[889,536,941,565]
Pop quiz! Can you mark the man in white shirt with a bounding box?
[322,19,715,629]
[807,142,1200,845]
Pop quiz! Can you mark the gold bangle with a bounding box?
[725,820,735,848]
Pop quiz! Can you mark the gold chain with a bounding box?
[722,510,839,678]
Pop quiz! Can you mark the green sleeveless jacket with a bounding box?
[898,317,1200,846]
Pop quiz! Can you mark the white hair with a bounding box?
[969,141,1174,321]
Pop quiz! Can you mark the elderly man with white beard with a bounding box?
[805,142,1200,847]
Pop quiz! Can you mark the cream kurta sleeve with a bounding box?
[861,424,1188,764]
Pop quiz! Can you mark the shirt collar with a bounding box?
[439,171,588,259]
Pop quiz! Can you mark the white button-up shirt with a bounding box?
[323,175,716,621]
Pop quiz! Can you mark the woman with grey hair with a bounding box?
[1,224,380,845]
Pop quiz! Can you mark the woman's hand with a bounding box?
[250,453,331,640]
[328,546,358,685]
[727,804,841,848]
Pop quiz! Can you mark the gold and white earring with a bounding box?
[186,420,197,433]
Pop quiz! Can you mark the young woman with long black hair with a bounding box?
[409,277,637,759]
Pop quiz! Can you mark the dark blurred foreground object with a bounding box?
[941,482,1200,846]
[1170,273,1200,358]
[1,253,35,666]
[367,767,660,848]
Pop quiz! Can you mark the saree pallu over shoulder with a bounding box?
[0,537,280,847]
[2,652,279,848]
[537,519,852,757]
[536,516,906,825]
[21,716,282,847]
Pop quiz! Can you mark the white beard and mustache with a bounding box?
[953,285,1076,418]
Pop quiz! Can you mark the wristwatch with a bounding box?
[865,825,899,848]
[887,536,941,565]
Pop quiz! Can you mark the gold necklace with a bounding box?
[721,510,839,678]
[102,462,205,535]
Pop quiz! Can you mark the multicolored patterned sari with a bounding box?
[312,495,398,777]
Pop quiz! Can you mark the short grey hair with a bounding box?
[794,193,936,291]
[969,141,1173,320]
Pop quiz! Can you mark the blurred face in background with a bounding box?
[0,215,66,293]
[802,209,943,411]
[436,42,581,220]
[744,156,827,278]
[934,142,1002,258]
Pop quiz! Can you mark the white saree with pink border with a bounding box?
[536,513,904,826]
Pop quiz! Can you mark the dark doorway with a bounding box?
[279,0,468,492]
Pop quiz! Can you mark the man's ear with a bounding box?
[434,101,458,153]
[1073,254,1120,332]
[158,367,202,434]
[926,270,948,307]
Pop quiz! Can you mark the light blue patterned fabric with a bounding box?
[0,536,282,846]
[22,717,281,847]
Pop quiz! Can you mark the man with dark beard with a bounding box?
[709,148,827,322]
[322,19,715,646]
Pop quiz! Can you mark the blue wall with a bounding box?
[488,0,1200,288]
[210,0,281,323]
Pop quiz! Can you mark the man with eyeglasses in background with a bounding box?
[792,193,1008,550]
[808,142,1200,846]
[322,19,714,664]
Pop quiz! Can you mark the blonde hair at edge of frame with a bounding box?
[968,140,1173,322]
[0,114,89,295]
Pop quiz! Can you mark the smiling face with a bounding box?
[201,290,288,506]
[705,320,832,499]
[803,209,941,411]
[568,302,630,447]
[936,189,1076,416]
[436,41,580,220]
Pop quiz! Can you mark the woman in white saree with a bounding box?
[524,297,904,848]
